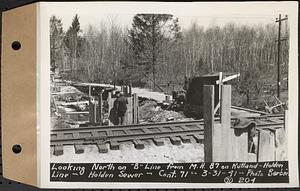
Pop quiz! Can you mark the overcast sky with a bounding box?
[55,14,280,33]
[43,2,291,33]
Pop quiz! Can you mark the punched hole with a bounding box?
[12,144,22,154]
[11,41,21,50]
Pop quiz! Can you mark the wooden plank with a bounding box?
[284,110,288,132]
[247,153,257,162]
[89,85,92,97]
[94,101,97,124]
[72,132,84,154]
[126,97,133,125]
[66,111,89,114]
[143,128,152,134]
[233,129,250,162]
[110,141,120,150]
[212,123,223,162]
[220,85,234,162]
[89,100,95,124]
[231,105,269,115]
[53,144,64,156]
[108,92,114,126]
[124,86,128,96]
[97,93,103,125]
[203,85,215,162]
[128,84,132,96]
[58,101,89,106]
[152,138,164,146]
[181,125,191,131]
[180,135,191,143]
[133,93,138,124]
[275,128,287,161]
[169,137,181,145]
[106,130,113,136]
[258,129,276,161]
[97,143,109,153]
[74,144,84,154]
[123,129,131,135]
[57,132,64,140]
[193,134,204,143]
[133,140,145,149]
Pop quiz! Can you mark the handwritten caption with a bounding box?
[50,161,289,183]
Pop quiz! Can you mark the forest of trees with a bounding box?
[50,14,289,108]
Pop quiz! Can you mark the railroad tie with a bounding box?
[143,128,153,134]
[73,132,84,154]
[53,144,64,156]
[195,124,204,130]
[96,142,108,153]
[74,144,84,154]
[180,135,192,143]
[169,137,181,145]
[152,138,164,146]
[110,141,120,150]
[192,134,204,143]
[133,140,145,149]
[181,125,191,131]
[106,130,113,136]
[169,125,181,131]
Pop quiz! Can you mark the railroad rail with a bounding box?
[51,114,285,156]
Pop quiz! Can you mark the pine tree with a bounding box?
[64,14,82,77]
[128,14,181,89]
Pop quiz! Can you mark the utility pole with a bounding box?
[275,14,288,99]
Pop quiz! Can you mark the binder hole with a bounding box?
[12,144,22,154]
[11,41,21,50]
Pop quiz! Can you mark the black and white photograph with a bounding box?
[44,2,297,186]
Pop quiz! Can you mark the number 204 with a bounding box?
[238,177,256,183]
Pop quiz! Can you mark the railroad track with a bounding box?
[50,114,285,156]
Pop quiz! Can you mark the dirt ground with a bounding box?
[139,100,194,123]
[51,138,204,163]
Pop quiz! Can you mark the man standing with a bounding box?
[115,91,128,125]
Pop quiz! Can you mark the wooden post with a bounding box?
[284,109,288,132]
[220,85,234,162]
[203,85,215,162]
[89,85,92,97]
[89,98,95,124]
[124,86,128,97]
[133,93,138,124]
[165,95,171,103]
[258,129,275,161]
[126,96,133,125]
[108,92,113,126]
[129,84,132,96]
[97,93,103,125]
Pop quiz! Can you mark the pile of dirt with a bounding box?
[139,100,193,123]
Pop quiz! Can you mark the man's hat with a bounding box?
[233,117,257,129]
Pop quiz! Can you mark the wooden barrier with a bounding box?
[220,85,234,161]
[203,85,216,162]
[258,129,275,161]
[97,93,103,125]
[204,85,283,162]
[88,93,103,125]
[67,112,89,122]
[89,98,95,124]
[133,93,139,124]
